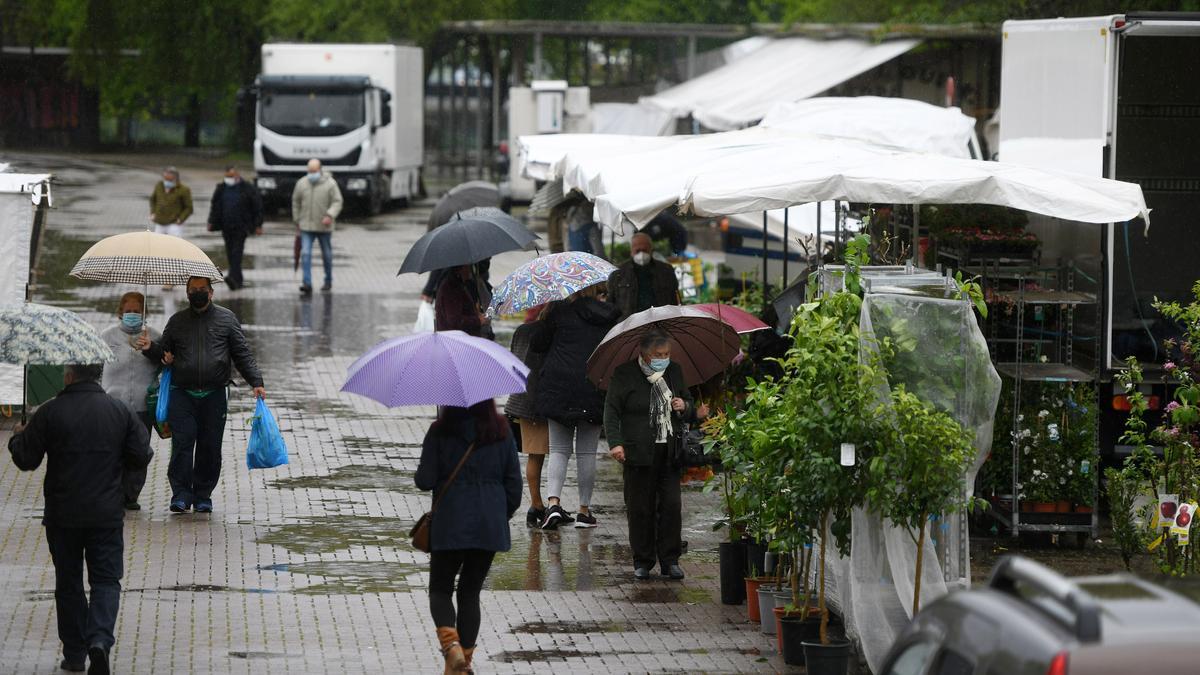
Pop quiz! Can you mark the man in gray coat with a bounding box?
[291,158,343,295]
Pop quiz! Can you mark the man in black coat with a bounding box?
[136,276,266,514]
[206,165,263,291]
[8,363,153,674]
[607,232,680,320]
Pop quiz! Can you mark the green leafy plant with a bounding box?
[1105,465,1146,571]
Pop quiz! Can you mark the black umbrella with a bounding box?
[399,217,538,275]
[452,207,538,248]
[427,181,500,231]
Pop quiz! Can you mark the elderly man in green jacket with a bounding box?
[292,158,344,295]
[148,167,193,238]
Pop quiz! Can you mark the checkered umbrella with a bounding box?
[69,231,223,286]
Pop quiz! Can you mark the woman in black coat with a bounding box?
[530,285,621,530]
[416,399,522,673]
[604,330,694,581]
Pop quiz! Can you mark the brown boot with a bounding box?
[437,627,466,673]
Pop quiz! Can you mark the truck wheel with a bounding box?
[368,184,383,216]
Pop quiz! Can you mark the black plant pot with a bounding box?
[718,541,747,605]
[802,639,852,675]
[745,540,767,577]
[779,615,814,666]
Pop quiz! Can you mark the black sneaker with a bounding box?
[526,507,546,528]
[574,512,598,529]
[299,284,313,295]
[540,504,570,530]
[169,499,189,513]
[87,643,109,675]
[124,501,141,511]
[320,283,332,292]
[194,499,213,513]
[60,658,84,672]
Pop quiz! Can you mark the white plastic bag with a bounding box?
[413,300,436,333]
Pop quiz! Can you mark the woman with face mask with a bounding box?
[603,329,694,581]
[98,292,162,510]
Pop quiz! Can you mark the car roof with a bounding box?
[1070,573,1200,643]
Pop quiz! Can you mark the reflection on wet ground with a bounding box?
[268,464,417,493]
[257,515,414,554]
[259,560,425,595]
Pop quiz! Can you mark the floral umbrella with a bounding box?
[488,252,617,317]
[0,303,114,422]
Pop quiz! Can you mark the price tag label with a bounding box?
[840,443,856,466]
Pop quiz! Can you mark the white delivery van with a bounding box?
[999,13,1200,455]
[252,43,423,214]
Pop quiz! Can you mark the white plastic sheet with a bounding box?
[590,102,676,137]
[641,37,921,131]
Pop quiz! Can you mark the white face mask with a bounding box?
[633,251,651,266]
[306,171,321,183]
[223,177,236,186]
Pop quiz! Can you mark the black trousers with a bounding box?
[166,387,228,503]
[122,411,154,503]
[429,549,496,648]
[223,230,248,288]
[45,526,124,662]
[623,442,682,570]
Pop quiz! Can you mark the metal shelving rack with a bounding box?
[989,270,1100,538]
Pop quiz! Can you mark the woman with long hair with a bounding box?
[416,399,522,673]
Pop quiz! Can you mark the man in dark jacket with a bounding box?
[206,165,263,291]
[607,232,680,320]
[136,276,265,513]
[8,363,153,674]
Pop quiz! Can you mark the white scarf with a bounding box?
[639,357,673,444]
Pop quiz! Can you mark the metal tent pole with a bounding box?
[761,210,769,311]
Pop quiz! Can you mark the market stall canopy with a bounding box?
[640,37,921,131]
[518,133,678,182]
[581,131,1149,233]
[590,102,677,137]
[759,97,979,159]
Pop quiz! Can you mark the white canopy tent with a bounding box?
[641,37,921,131]
[589,102,677,137]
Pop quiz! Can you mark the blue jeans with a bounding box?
[166,387,228,503]
[300,231,333,288]
[45,526,124,661]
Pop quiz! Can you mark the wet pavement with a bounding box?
[0,152,786,673]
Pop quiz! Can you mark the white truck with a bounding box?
[998,13,1200,456]
[252,43,423,214]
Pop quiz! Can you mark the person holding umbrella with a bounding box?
[503,305,550,527]
[603,330,694,580]
[340,331,527,673]
[98,291,161,510]
[435,264,491,338]
[530,285,621,530]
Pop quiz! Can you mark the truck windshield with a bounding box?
[259,89,365,137]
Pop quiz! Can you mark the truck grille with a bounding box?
[262,146,362,167]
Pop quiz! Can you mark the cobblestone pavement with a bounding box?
[0,153,790,674]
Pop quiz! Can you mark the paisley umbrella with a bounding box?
[488,252,617,317]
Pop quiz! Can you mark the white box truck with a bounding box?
[252,43,423,214]
[998,13,1200,456]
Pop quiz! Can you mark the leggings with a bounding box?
[546,419,600,506]
[429,549,496,648]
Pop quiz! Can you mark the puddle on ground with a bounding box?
[492,649,607,663]
[487,529,634,592]
[508,619,678,635]
[24,590,55,601]
[268,464,417,493]
[257,515,414,554]
[259,560,424,595]
[229,651,292,659]
[630,586,713,605]
[129,584,276,594]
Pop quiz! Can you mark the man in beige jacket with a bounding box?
[292,158,344,294]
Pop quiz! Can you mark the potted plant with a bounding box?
[867,387,978,614]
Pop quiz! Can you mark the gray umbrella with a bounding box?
[399,217,538,275]
[427,181,500,231]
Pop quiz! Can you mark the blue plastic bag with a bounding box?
[155,368,172,424]
[247,398,289,469]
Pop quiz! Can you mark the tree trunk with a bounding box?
[913,515,927,615]
[800,543,814,616]
[819,511,829,645]
[184,94,201,148]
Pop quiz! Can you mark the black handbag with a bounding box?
[673,422,712,468]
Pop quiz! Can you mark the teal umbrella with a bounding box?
[0,303,114,422]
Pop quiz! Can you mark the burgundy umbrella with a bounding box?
[586,305,741,389]
[690,303,770,334]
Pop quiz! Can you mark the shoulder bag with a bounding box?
[410,442,477,553]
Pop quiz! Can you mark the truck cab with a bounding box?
[252,43,424,215]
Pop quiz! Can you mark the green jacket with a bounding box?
[292,172,344,232]
[150,182,193,225]
[603,360,693,467]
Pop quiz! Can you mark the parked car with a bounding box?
[879,555,1200,675]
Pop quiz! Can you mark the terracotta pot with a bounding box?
[1023,501,1056,513]
[1055,500,1072,513]
[745,577,769,623]
[1074,504,1094,514]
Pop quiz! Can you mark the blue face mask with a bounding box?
[163,179,176,189]
[306,171,321,183]
[649,358,670,372]
[121,312,143,331]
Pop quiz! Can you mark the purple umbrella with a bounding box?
[341,331,529,408]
